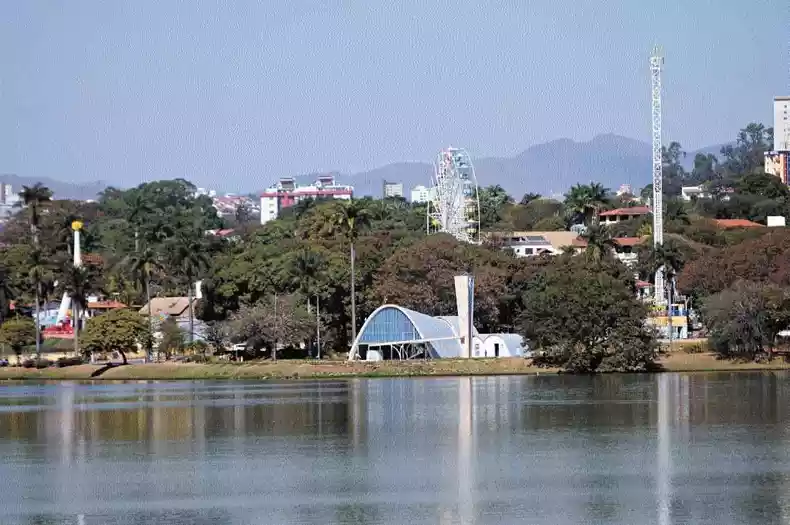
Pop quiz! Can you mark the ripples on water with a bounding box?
[2,373,790,524]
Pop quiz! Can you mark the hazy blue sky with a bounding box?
[1,0,786,191]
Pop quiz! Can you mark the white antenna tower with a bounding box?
[651,46,665,304]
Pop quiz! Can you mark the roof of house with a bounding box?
[493,231,585,251]
[599,206,651,217]
[613,237,646,247]
[138,297,197,317]
[88,300,127,310]
[82,253,104,265]
[714,219,764,229]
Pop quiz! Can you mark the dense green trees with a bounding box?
[0,180,219,356]
[81,309,150,364]
[2,121,788,367]
[521,256,656,372]
[703,282,790,359]
[0,318,36,362]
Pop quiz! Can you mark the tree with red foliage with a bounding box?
[677,229,790,299]
[369,234,539,333]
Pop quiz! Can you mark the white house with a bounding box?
[491,231,586,257]
[472,334,525,358]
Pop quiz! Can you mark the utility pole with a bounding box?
[316,296,321,360]
[651,46,665,305]
[273,293,278,361]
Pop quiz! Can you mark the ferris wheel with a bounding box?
[426,147,481,244]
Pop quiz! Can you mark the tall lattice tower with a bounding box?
[651,46,665,304]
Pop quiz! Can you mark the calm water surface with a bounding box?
[2,373,790,524]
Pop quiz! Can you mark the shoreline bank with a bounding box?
[1,353,790,381]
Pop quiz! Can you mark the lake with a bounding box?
[2,373,790,524]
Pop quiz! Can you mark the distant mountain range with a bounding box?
[341,135,732,199]
[0,174,109,201]
[2,134,731,201]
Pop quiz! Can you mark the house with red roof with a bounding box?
[612,237,646,267]
[598,206,651,225]
[713,219,764,229]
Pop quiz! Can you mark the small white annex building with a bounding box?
[348,275,526,361]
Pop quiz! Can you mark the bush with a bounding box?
[183,354,211,364]
[23,358,52,369]
[677,341,708,354]
[184,341,210,356]
[56,356,84,368]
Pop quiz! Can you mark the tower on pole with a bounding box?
[651,46,665,304]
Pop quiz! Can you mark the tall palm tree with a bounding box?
[0,263,16,325]
[125,191,153,253]
[58,264,100,356]
[123,246,164,361]
[564,183,609,226]
[54,212,82,258]
[167,231,210,343]
[289,249,326,357]
[581,224,618,264]
[19,184,52,355]
[234,202,252,225]
[650,241,685,342]
[665,199,690,225]
[332,200,371,344]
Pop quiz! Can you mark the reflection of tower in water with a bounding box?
[657,374,671,525]
[457,377,475,525]
[656,374,690,525]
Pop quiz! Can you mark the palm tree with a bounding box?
[520,192,542,206]
[581,224,618,264]
[167,231,210,343]
[19,183,53,240]
[665,199,690,226]
[123,246,164,361]
[54,212,82,258]
[18,184,52,355]
[0,263,16,324]
[332,200,371,344]
[564,183,609,226]
[234,202,253,225]
[649,241,685,342]
[289,249,326,357]
[58,264,100,356]
[125,191,153,253]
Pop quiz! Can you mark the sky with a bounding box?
[0,0,786,191]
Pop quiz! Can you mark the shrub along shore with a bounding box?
[1,353,790,381]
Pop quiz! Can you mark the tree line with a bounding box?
[0,122,787,370]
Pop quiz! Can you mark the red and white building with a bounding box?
[260,175,353,224]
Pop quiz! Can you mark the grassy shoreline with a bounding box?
[1,353,790,381]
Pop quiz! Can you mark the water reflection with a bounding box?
[2,374,790,523]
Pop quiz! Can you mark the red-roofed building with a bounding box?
[87,300,127,310]
[260,175,353,224]
[206,228,239,240]
[599,206,651,225]
[713,219,764,229]
[82,253,104,266]
[613,237,646,267]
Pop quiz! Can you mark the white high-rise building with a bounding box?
[383,181,404,199]
[410,185,434,203]
[774,96,790,151]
